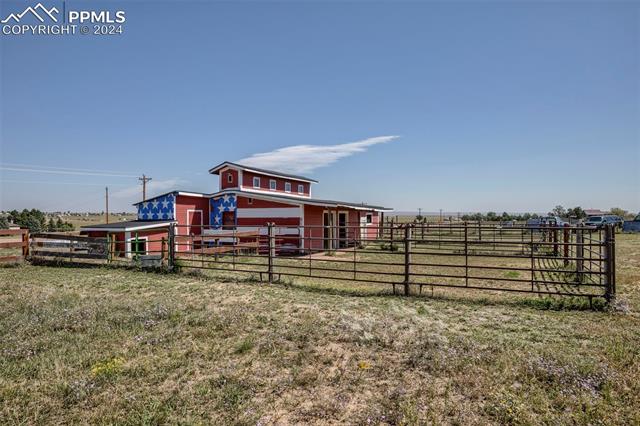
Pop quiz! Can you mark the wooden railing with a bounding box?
[0,229,29,263]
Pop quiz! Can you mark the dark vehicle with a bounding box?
[609,215,624,227]
[525,218,542,228]
[526,216,566,228]
[541,216,567,227]
[584,215,618,229]
[622,214,640,233]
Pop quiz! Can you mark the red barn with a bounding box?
[82,161,392,256]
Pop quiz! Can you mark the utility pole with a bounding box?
[105,187,109,224]
[138,174,152,201]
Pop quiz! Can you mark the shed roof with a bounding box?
[80,220,174,232]
[132,191,209,206]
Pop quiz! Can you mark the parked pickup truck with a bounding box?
[622,214,640,233]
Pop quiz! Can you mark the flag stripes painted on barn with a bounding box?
[83,161,391,255]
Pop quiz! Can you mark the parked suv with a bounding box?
[584,215,618,229]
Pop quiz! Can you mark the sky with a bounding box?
[1,0,638,214]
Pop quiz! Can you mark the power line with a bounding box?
[0,166,137,178]
[1,162,139,175]
[138,174,152,201]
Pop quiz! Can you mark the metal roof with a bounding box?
[212,188,392,211]
[80,220,174,232]
[132,190,209,206]
[208,161,318,183]
[129,187,392,212]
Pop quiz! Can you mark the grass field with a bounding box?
[64,214,137,231]
[1,234,639,424]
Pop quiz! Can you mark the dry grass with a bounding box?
[0,235,639,424]
[64,214,137,230]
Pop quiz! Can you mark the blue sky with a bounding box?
[1,1,638,213]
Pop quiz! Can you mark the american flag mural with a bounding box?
[137,193,175,220]
[210,194,236,229]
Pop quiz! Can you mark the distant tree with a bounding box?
[551,205,567,217]
[610,207,630,219]
[485,212,498,221]
[5,209,73,232]
[566,207,587,219]
[500,212,511,221]
[0,215,8,229]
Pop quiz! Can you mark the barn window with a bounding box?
[227,173,233,183]
[297,184,304,194]
[366,213,373,224]
[285,182,291,193]
[253,177,260,188]
[248,198,253,205]
[269,179,276,190]
[128,237,147,256]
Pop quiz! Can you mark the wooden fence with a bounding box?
[30,233,108,261]
[0,229,29,263]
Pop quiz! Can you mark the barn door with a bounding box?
[338,212,348,248]
[222,211,235,229]
[323,211,336,250]
[188,210,203,236]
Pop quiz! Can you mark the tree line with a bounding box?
[446,206,633,223]
[0,209,74,232]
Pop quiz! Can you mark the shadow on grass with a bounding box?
[23,259,608,312]
[274,279,609,312]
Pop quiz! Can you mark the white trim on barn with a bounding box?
[236,207,301,218]
[81,221,174,232]
[186,209,203,234]
[125,235,148,258]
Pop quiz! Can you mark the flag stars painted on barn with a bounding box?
[137,193,174,220]
[81,160,392,254]
[211,194,236,229]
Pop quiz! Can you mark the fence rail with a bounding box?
[0,229,29,263]
[24,222,616,301]
[29,233,108,261]
[167,222,615,301]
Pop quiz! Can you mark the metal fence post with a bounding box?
[168,224,176,269]
[108,234,114,263]
[268,223,275,283]
[604,225,615,302]
[404,225,411,296]
[464,224,469,287]
[563,224,570,266]
[611,224,616,298]
[576,228,584,283]
[389,218,394,250]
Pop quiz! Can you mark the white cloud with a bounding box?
[237,135,399,174]
[111,178,186,199]
[0,165,138,178]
